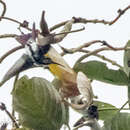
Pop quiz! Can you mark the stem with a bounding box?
[12,74,19,127]
[79,49,123,69]
[0,103,19,128]
[50,5,130,31]
[98,107,129,111]
[0,0,6,19]
[75,47,124,64]
[0,34,17,39]
[0,45,24,63]
[127,83,130,108]
[5,109,19,128]
[55,26,85,36]
[118,100,129,112]
[60,40,104,55]
[1,16,31,31]
[50,20,69,31]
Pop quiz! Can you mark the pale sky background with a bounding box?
[0,0,130,129]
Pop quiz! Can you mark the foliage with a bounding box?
[74,60,129,86]
[12,76,69,130]
[0,2,130,130]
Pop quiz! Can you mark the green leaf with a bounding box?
[94,101,118,121]
[123,41,130,106]
[15,128,30,130]
[12,76,69,130]
[73,60,129,86]
[102,113,130,130]
[123,40,130,77]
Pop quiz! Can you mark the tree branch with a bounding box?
[53,19,74,43]
[0,0,6,20]
[0,17,31,31]
[76,46,125,64]
[0,102,19,128]
[50,20,69,32]
[61,40,104,56]
[0,34,18,39]
[55,26,85,36]
[117,100,129,113]
[60,40,123,69]
[79,49,123,69]
[110,5,130,25]
[50,5,130,31]
[0,45,24,63]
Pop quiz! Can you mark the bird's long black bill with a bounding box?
[0,54,34,87]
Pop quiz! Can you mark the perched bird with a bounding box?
[0,24,62,86]
[0,11,80,98]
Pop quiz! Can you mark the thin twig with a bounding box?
[1,16,22,25]
[60,41,123,69]
[50,5,130,31]
[0,45,24,63]
[50,20,69,32]
[0,0,6,20]
[117,100,129,113]
[0,16,31,31]
[5,109,19,128]
[60,40,104,56]
[75,47,125,64]
[55,26,85,36]
[0,34,18,39]
[0,103,19,128]
[98,107,129,111]
[110,5,130,25]
[79,49,123,69]
[12,74,19,128]
[17,26,24,34]
[53,19,74,43]
[73,5,130,26]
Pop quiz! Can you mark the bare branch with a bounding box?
[55,26,85,36]
[75,46,125,64]
[50,5,130,31]
[61,40,103,55]
[101,40,120,50]
[73,4,130,26]
[1,16,31,31]
[117,100,129,113]
[0,34,17,39]
[98,107,129,111]
[0,0,6,20]
[50,20,69,32]
[53,19,74,43]
[110,5,130,25]
[0,102,19,128]
[80,49,123,69]
[11,74,19,128]
[60,40,123,69]
[0,45,24,63]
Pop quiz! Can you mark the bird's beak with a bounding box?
[0,54,34,86]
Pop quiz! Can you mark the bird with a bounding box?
[0,12,80,98]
